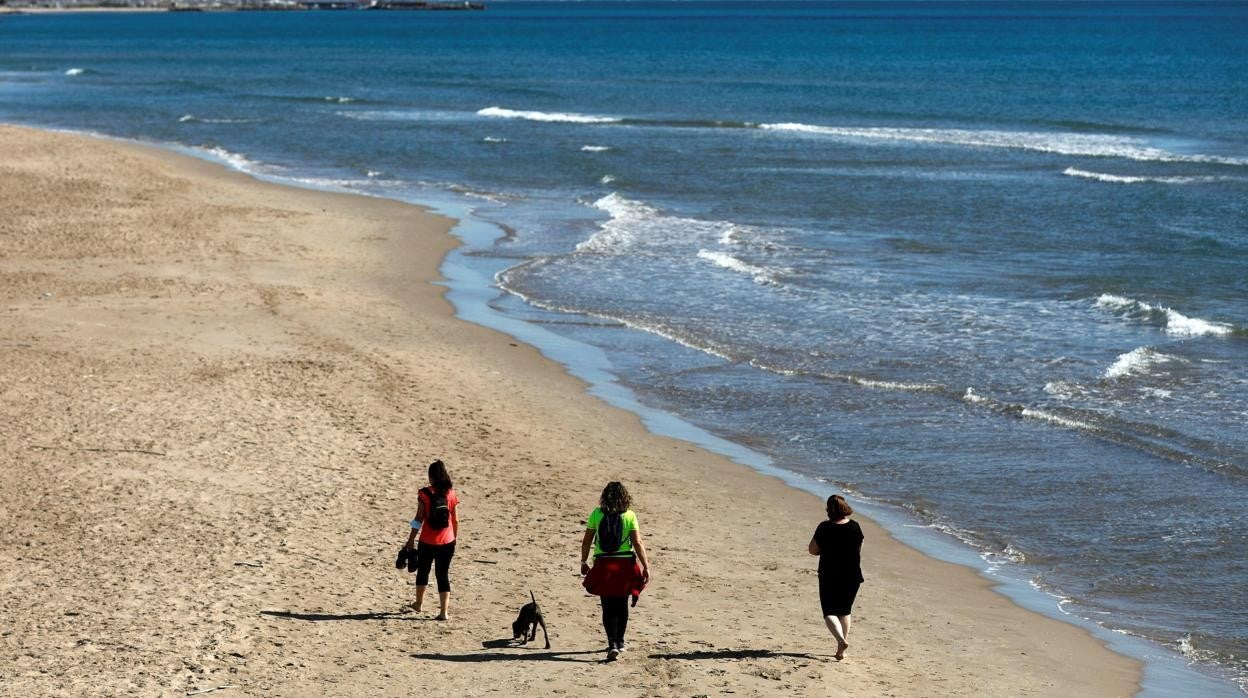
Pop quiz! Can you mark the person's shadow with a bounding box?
[410,638,601,664]
[260,609,426,622]
[646,649,824,661]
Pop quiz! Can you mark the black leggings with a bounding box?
[415,541,456,593]
[600,596,629,646]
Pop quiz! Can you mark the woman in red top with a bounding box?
[404,459,459,621]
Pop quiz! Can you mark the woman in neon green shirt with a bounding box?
[580,481,651,661]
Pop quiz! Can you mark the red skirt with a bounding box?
[583,556,646,600]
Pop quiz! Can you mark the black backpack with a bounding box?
[422,487,451,530]
[596,511,625,556]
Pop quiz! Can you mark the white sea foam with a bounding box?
[572,193,801,310]
[193,145,266,173]
[696,249,781,285]
[591,192,656,221]
[1104,346,1183,379]
[494,273,738,362]
[758,122,1248,165]
[324,96,356,103]
[1021,408,1096,432]
[1163,308,1233,338]
[482,136,507,143]
[575,193,662,253]
[599,174,617,184]
[1095,293,1136,312]
[581,145,612,152]
[282,175,379,191]
[1095,293,1234,337]
[962,387,990,405]
[366,170,384,178]
[177,114,260,125]
[337,109,464,122]
[477,106,621,124]
[1043,381,1083,399]
[849,377,945,392]
[64,68,86,76]
[1062,167,1232,184]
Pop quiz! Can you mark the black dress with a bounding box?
[813,519,864,616]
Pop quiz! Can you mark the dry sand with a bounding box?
[0,124,1141,696]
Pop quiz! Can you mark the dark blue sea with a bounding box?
[2,2,1245,692]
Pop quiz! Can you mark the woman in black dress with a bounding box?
[808,494,863,660]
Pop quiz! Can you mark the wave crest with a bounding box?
[1104,347,1184,380]
[759,123,1247,165]
[696,249,783,285]
[1062,167,1235,184]
[478,106,621,124]
[178,114,262,125]
[1095,294,1236,338]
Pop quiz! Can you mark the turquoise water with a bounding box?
[2,3,1245,691]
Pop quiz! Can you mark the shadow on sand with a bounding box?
[647,649,824,661]
[259,609,425,622]
[412,641,601,664]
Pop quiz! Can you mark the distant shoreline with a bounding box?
[1,6,165,12]
[0,1,485,12]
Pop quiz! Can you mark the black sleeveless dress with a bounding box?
[813,519,864,616]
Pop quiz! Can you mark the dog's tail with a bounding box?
[530,590,536,604]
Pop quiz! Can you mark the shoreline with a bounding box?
[0,6,168,13]
[1,123,1144,696]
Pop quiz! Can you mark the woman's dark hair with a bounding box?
[599,481,632,515]
[428,459,453,491]
[827,494,853,520]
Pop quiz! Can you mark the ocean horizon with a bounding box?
[3,2,1245,693]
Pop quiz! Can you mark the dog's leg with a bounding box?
[538,616,550,649]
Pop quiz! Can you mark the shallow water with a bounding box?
[2,2,1244,691]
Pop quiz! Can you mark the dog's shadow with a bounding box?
[481,638,526,649]
[409,638,599,664]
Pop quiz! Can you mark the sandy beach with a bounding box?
[0,124,1141,696]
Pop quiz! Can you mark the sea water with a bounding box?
[2,2,1245,692]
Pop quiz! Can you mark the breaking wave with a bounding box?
[581,145,612,152]
[1095,294,1237,338]
[177,114,262,125]
[1104,347,1185,380]
[190,145,272,174]
[759,123,1248,165]
[336,109,467,122]
[1062,167,1237,184]
[477,106,621,124]
[696,249,783,285]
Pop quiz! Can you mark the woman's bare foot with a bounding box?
[835,640,848,661]
[408,601,422,613]
[435,613,449,621]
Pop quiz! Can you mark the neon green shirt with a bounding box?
[586,507,637,557]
